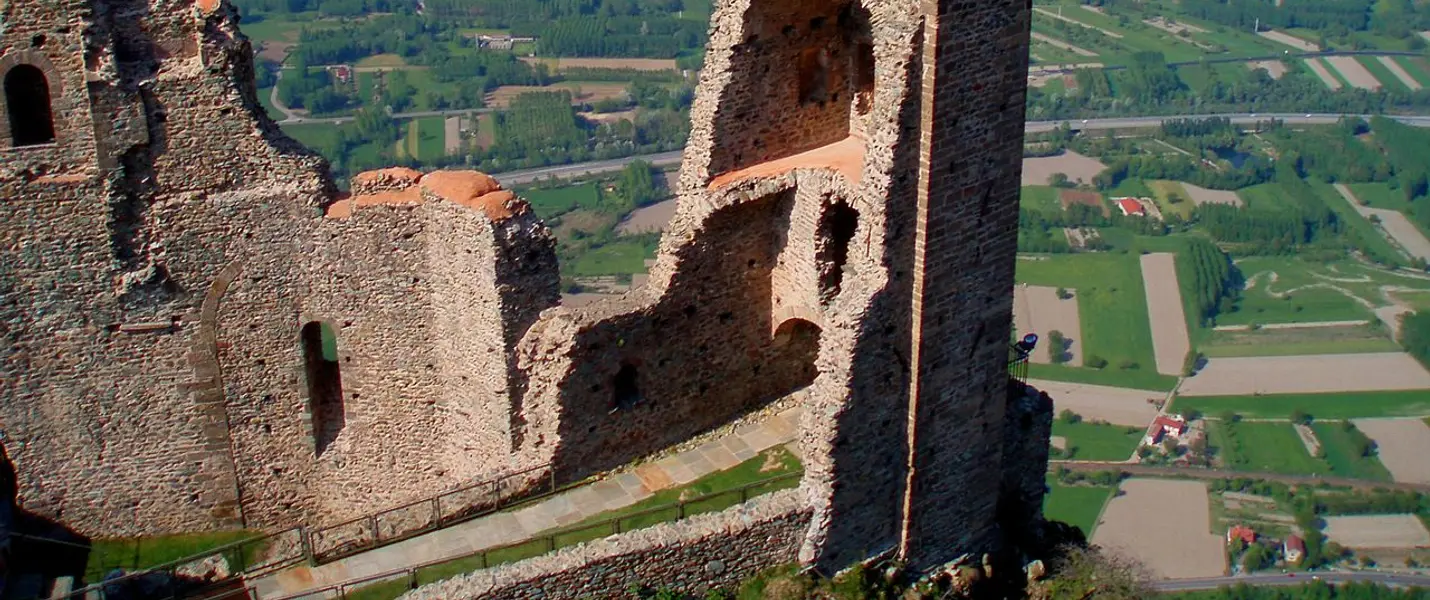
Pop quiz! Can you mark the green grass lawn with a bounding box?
[1198,324,1396,358]
[256,86,280,120]
[417,117,446,160]
[345,447,802,600]
[1217,287,1371,326]
[86,530,263,582]
[1311,421,1393,482]
[1211,421,1329,475]
[1044,479,1115,537]
[1345,182,1414,212]
[520,182,599,218]
[1147,179,1194,220]
[1052,421,1143,461]
[1021,185,1062,214]
[1027,363,1179,391]
[1235,182,1299,212]
[1174,390,1430,420]
[1016,253,1158,376]
[566,239,658,277]
[1311,180,1407,267]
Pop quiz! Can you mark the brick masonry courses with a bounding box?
[0,0,1047,585]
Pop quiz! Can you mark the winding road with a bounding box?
[1152,571,1430,591]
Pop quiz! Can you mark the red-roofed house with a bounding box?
[1144,414,1189,445]
[1115,197,1147,216]
[1227,525,1257,545]
[1284,535,1305,564]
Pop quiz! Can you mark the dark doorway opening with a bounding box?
[301,322,345,456]
[771,318,822,390]
[611,363,642,411]
[817,200,860,304]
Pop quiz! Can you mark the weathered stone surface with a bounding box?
[0,0,1049,587]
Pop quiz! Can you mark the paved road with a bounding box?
[420,113,1430,185]
[1054,461,1430,493]
[494,150,683,185]
[1152,571,1430,591]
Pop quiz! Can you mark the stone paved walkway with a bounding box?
[250,406,804,599]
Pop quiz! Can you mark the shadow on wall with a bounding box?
[546,188,826,482]
[300,321,346,457]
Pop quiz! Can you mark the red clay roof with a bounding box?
[327,169,527,221]
[1118,198,1145,215]
[1285,535,1305,551]
[1228,525,1256,544]
[1153,415,1187,433]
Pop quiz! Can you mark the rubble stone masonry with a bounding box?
[0,0,1047,583]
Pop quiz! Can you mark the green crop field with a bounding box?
[1148,179,1194,219]
[1052,421,1143,461]
[1311,180,1407,267]
[1394,56,1430,88]
[1235,182,1299,212]
[1021,185,1062,214]
[1311,421,1393,482]
[1210,421,1330,475]
[521,182,599,218]
[566,239,658,277]
[1015,253,1159,377]
[1357,57,1411,93]
[417,117,446,160]
[1219,257,1376,326]
[1174,390,1430,420]
[1345,182,1414,212]
[1027,363,1179,391]
[1044,479,1115,537]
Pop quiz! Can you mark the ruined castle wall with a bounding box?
[398,490,810,600]
[697,0,865,177]
[899,0,1032,568]
[427,203,556,478]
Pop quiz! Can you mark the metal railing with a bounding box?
[267,471,804,600]
[1008,343,1030,385]
[308,462,556,564]
[51,527,304,600]
[48,463,557,600]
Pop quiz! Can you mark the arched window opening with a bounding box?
[301,321,345,456]
[816,201,860,304]
[771,318,821,390]
[5,65,56,147]
[611,363,642,411]
[798,48,830,105]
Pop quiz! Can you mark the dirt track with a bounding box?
[1181,183,1242,207]
[1323,514,1430,548]
[1353,418,1430,485]
[1014,285,1083,365]
[1304,58,1344,90]
[1092,479,1225,579]
[1378,57,1422,91]
[1261,30,1319,51]
[1027,379,1162,427]
[1178,353,1430,396]
[1022,151,1106,186]
[1247,60,1287,79]
[1141,253,1190,376]
[1325,56,1382,90]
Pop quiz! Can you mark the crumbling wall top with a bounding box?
[328,169,528,221]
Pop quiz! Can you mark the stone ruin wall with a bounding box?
[398,490,812,600]
[1,0,1046,582]
[0,0,555,535]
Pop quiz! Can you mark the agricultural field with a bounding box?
[1346,182,1416,213]
[1208,491,1297,540]
[1019,185,1062,214]
[565,238,658,277]
[1353,418,1430,484]
[1043,479,1115,536]
[1208,421,1329,475]
[1220,257,1385,327]
[1362,56,1418,92]
[1172,390,1430,421]
[1311,421,1394,482]
[486,82,629,109]
[1323,514,1430,549]
[1015,253,1159,379]
[1198,325,1398,358]
[1146,180,1194,219]
[1027,379,1163,427]
[1179,353,1430,396]
[1392,56,1430,88]
[1091,479,1226,579]
[1051,420,1144,461]
[1021,151,1106,187]
[519,182,600,218]
[1013,285,1083,364]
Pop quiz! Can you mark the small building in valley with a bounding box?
[1284,535,1306,564]
[1115,197,1147,217]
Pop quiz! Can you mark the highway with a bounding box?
[1152,570,1430,591]
[476,113,1430,184]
